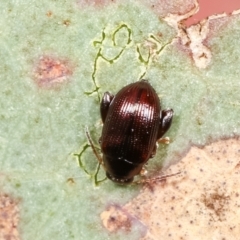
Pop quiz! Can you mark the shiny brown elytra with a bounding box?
[88,79,173,184]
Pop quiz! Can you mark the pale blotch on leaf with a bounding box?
[101,138,240,239]
[101,205,132,233]
[0,194,20,240]
[34,55,73,89]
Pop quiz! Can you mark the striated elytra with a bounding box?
[96,79,173,184]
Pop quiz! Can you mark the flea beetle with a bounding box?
[87,79,173,184]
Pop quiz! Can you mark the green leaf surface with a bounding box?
[0,1,240,239]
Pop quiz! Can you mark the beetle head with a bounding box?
[103,155,143,184]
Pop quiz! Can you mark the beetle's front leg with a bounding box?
[86,129,104,166]
[100,92,114,123]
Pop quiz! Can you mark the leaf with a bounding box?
[0,0,240,239]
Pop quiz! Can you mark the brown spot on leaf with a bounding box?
[34,55,73,89]
[66,178,75,185]
[0,194,20,240]
[201,190,230,221]
[234,161,240,169]
[46,11,53,17]
[63,19,71,26]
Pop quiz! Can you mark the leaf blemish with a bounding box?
[33,55,73,89]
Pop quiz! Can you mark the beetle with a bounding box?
[87,79,173,184]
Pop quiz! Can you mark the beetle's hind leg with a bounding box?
[157,109,173,143]
[158,109,173,138]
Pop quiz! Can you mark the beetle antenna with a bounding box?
[133,171,181,184]
[85,127,103,165]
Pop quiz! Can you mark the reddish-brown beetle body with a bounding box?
[99,80,173,184]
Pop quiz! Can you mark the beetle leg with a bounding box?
[143,171,181,183]
[140,166,148,176]
[150,143,158,158]
[157,109,173,139]
[132,171,181,184]
[158,136,170,144]
[100,92,114,123]
[86,128,104,167]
